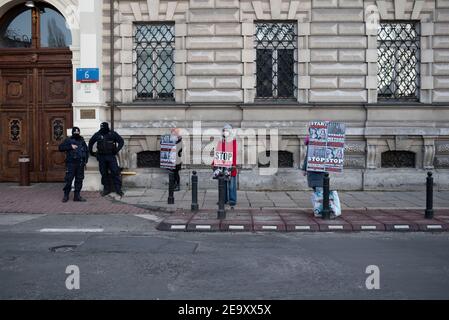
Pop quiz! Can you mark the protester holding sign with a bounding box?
[212,124,238,208]
[302,121,346,219]
[160,130,183,191]
[171,128,183,191]
[302,136,325,190]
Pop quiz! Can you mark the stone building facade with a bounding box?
[1,0,448,190]
[99,0,449,191]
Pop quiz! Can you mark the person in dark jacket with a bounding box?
[302,136,325,191]
[88,122,125,197]
[170,128,183,191]
[59,127,89,202]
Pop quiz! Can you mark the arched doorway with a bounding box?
[0,1,72,182]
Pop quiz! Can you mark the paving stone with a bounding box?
[187,219,221,232]
[314,217,353,231]
[340,215,386,231]
[253,221,286,232]
[220,219,253,232]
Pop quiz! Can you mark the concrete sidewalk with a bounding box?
[155,208,449,232]
[0,183,148,215]
[118,188,449,212]
[1,183,448,232]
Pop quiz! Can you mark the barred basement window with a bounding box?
[255,22,297,99]
[137,151,160,168]
[258,150,293,168]
[377,21,420,101]
[381,151,415,168]
[133,23,175,100]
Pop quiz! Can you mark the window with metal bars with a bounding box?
[133,23,175,100]
[255,22,297,99]
[377,21,420,101]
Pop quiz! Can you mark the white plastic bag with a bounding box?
[311,187,323,216]
[329,191,341,217]
[311,188,341,217]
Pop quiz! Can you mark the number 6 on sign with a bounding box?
[76,68,99,83]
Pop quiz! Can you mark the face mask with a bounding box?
[223,131,230,138]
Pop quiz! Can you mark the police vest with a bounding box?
[97,133,117,155]
[68,139,87,162]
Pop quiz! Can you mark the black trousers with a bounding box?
[98,154,122,192]
[63,160,85,195]
[172,168,180,186]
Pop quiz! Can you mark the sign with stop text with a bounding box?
[213,151,234,168]
[307,121,346,173]
[160,134,177,169]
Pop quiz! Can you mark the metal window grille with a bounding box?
[133,23,175,100]
[258,150,294,168]
[255,22,297,99]
[137,151,160,168]
[377,21,420,101]
[381,151,416,168]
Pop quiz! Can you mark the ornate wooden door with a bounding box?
[0,3,72,182]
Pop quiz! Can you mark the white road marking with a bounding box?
[39,228,104,233]
[134,214,162,222]
[328,225,344,230]
[229,225,244,230]
[262,225,277,230]
[427,225,443,229]
[195,225,211,230]
[170,225,186,230]
[295,226,311,230]
[361,225,377,230]
[394,225,410,230]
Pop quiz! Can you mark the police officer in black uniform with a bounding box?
[59,127,89,202]
[88,122,124,197]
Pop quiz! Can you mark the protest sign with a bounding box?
[160,134,177,169]
[307,121,346,173]
[213,150,234,168]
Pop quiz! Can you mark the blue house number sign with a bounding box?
[76,68,99,83]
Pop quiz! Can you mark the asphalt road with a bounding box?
[0,213,449,299]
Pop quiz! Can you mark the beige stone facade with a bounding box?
[95,0,449,191]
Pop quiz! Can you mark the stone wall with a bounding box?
[96,0,449,191]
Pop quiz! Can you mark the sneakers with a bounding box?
[116,190,124,197]
[62,194,69,203]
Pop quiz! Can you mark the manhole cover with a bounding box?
[49,245,78,253]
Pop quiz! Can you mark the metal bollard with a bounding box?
[322,172,331,220]
[425,171,434,219]
[168,170,175,204]
[19,155,30,186]
[217,174,226,219]
[191,171,199,212]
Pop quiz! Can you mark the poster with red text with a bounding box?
[307,121,346,173]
